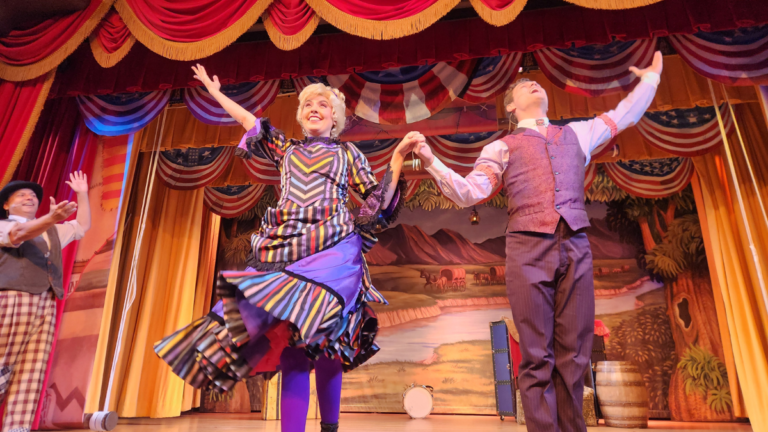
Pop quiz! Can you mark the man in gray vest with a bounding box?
[0,171,90,432]
[415,53,663,432]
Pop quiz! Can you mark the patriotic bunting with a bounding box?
[427,131,507,172]
[636,105,734,157]
[241,155,283,185]
[462,53,523,103]
[603,157,694,199]
[327,60,475,125]
[204,184,268,218]
[157,146,235,190]
[353,138,399,178]
[584,162,597,192]
[292,76,326,94]
[184,81,280,126]
[534,38,656,97]
[669,25,768,86]
[77,90,170,136]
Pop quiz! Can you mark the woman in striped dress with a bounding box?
[154,65,422,432]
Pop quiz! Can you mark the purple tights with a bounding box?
[279,347,343,432]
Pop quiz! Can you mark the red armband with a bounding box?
[598,114,618,139]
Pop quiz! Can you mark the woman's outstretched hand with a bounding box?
[192,64,221,93]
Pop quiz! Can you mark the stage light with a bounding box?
[470,206,480,225]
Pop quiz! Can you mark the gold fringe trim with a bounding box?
[1,70,56,187]
[562,0,663,10]
[469,0,527,27]
[0,0,115,82]
[115,0,272,61]
[89,33,136,68]
[263,12,320,51]
[304,0,460,40]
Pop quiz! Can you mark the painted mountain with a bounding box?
[366,224,504,265]
[473,217,637,260]
[584,217,637,259]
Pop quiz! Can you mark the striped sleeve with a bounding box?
[236,118,290,168]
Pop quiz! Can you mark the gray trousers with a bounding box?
[505,219,595,432]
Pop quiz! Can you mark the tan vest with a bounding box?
[502,125,590,234]
[0,225,64,299]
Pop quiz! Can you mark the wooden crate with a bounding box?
[200,381,251,413]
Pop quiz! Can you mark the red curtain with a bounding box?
[0,0,113,82]
[89,8,136,68]
[13,98,82,216]
[263,0,320,50]
[50,0,768,97]
[114,0,272,60]
[0,71,56,187]
[5,95,99,428]
[470,0,527,27]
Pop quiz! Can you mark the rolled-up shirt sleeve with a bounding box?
[425,140,508,208]
[568,72,660,165]
[55,220,86,248]
[0,220,21,247]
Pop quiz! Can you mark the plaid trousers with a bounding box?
[0,290,57,432]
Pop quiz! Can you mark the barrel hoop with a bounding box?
[595,367,640,372]
[604,415,649,421]
[595,381,645,386]
[599,401,648,407]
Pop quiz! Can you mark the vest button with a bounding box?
[554,172,560,175]
[556,205,561,209]
[547,143,552,146]
[555,188,560,192]
[550,156,555,159]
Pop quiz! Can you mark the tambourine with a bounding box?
[403,383,434,419]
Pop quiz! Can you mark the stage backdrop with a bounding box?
[38,135,132,429]
[219,177,735,421]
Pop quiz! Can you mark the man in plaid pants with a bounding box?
[0,172,90,432]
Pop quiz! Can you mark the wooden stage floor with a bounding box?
[101,413,753,432]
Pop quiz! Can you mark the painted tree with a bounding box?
[646,214,733,421]
[597,169,731,420]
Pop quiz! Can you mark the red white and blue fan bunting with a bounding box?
[534,38,656,97]
[604,157,694,199]
[669,25,768,86]
[204,184,268,218]
[185,81,280,126]
[158,146,234,190]
[584,163,597,192]
[352,138,399,178]
[77,90,170,136]
[636,105,734,157]
[241,156,282,185]
[462,53,523,103]
[327,60,476,125]
[292,76,327,94]
[426,131,507,172]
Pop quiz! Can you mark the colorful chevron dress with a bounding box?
[154,119,404,393]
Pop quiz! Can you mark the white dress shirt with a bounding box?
[0,215,85,249]
[426,73,661,207]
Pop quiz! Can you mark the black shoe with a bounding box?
[320,422,338,432]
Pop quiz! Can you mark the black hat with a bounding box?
[0,181,44,219]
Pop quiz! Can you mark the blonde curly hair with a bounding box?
[296,83,347,138]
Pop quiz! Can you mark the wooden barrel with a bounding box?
[595,361,649,428]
